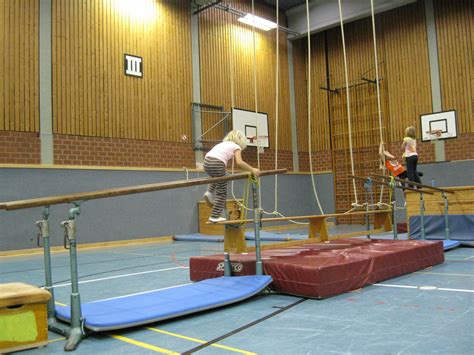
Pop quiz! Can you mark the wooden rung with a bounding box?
[217,210,391,225]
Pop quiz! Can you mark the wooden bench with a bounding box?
[218,209,392,253]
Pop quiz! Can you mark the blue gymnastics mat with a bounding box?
[173,233,224,242]
[245,230,307,241]
[443,240,462,251]
[55,275,272,331]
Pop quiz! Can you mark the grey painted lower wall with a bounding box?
[0,168,335,251]
[3,160,469,251]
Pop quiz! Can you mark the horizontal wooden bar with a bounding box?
[348,175,434,194]
[218,209,391,225]
[0,169,287,211]
[372,173,454,194]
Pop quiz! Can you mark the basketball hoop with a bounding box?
[248,135,268,154]
[426,129,443,144]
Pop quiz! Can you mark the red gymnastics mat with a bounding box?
[189,239,444,299]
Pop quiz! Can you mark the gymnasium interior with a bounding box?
[0,0,472,354]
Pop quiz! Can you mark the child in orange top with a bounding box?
[379,142,407,180]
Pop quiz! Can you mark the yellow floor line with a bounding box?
[416,271,474,277]
[109,334,179,354]
[0,236,173,258]
[48,337,66,343]
[146,327,256,355]
[55,301,67,306]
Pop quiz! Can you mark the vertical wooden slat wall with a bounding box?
[0,0,39,132]
[198,0,292,151]
[380,1,432,142]
[293,1,438,152]
[435,0,473,133]
[293,33,330,153]
[52,0,192,142]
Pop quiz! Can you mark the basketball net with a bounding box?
[248,135,267,154]
[426,129,442,144]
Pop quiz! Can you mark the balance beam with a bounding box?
[245,228,385,252]
[219,209,392,225]
[219,210,392,252]
[0,169,287,210]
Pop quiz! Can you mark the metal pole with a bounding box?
[224,252,231,277]
[252,180,263,275]
[61,204,84,351]
[392,200,398,240]
[443,192,450,240]
[420,193,425,240]
[36,207,69,335]
[364,183,370,239]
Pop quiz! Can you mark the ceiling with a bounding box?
[263,0,307,11]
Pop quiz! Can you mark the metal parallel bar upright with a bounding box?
[442,192,450,240]
[61,203,84,351]
[420,192,426,239]
[252,180,263,276]
[35,206,68,335]
[348,175,435,240]
[373,173,453,240]
[386,177,398,240]
[363,178,372,239]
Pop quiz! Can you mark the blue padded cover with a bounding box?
[55,275,272,331]
[409,214,474,241]
[443,240,462,251]
[245,230,307,241]
[173,233,224,242]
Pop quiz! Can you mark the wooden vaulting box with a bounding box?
[0,283,51,353]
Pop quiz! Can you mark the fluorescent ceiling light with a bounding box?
[238,14,277,31]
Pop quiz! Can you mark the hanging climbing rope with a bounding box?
[370,0,388,207]
[228,0,325,222]
[337,0,359,210]
[305,0,325,215]
[338,0,392,212]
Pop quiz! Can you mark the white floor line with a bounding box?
[91,283,193,302]
[374,283,474,293]
[53,266,188,288]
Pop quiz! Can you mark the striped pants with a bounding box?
[203,157,227,218]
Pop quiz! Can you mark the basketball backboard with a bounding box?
[420,110,457,142]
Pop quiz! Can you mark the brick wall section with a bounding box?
[0,131,41,164]
[242,148,294,171]
[54,135,196,168]
[445,133,474,161]
[386,133,474,163]
[298,150,333,172]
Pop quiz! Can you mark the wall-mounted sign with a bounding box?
[124,54,143,78]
